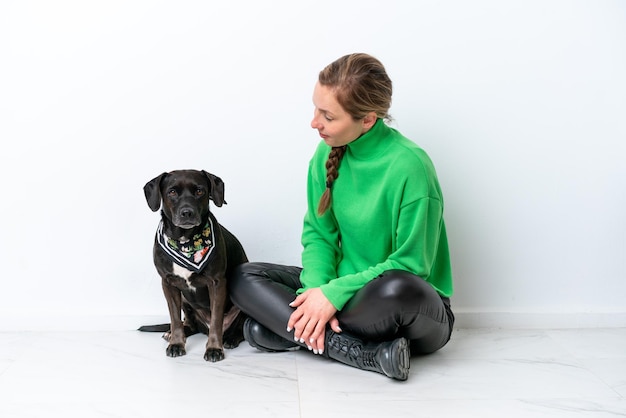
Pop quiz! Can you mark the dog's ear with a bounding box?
[144,172,167,212]
[203,171,226,207]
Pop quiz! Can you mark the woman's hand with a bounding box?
[287,288,341,354]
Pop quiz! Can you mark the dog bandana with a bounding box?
[156,218,215,273]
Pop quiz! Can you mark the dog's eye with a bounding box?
[195,188,205,197]
[167,189,178,198]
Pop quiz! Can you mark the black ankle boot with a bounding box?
[243,318,300,352]
[324,331,410,381]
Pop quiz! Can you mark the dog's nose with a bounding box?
[180,208,195,219]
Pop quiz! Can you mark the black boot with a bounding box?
[324,331,410,381]
[243,318,300,352]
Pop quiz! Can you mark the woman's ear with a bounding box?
[362,112,378,130]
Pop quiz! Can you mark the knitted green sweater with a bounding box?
[299,118,453,310]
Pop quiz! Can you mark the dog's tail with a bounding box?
[137,323,170,332]
[138,323,200,337]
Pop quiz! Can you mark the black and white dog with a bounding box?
[139,169,247,362]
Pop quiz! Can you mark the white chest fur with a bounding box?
[172,262,196,290]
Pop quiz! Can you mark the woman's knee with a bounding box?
[377,271,452,353]
[377,270,438,305]
[228,262,301,309]
[228,262,263,305]
[230,262,273,287]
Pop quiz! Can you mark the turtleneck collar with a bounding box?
[345,118,393,160]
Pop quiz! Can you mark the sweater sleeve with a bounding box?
[319,196,444,310]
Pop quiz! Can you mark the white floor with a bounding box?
[0,327,625,417]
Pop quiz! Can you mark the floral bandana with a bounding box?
[156,218,215,273]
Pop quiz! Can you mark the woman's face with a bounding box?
[310,82,372,147]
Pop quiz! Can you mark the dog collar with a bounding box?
[156,218,215,273]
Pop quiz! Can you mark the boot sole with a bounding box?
[389,337,411,381]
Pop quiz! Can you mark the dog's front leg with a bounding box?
[203,276,227,362]
[162,280,186,357]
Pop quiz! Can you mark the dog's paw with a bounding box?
[224,335,245,349]
[204,348,225,362]
[166,343,186,357]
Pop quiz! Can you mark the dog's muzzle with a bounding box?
[173,207,202,229]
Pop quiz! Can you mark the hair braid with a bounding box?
[317,146,347,215]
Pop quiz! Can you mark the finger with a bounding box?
[329,317,342,333]
[293,313,314,343]
[295,317,308,343]
[300,317,318,349]
[309,320,327,354]
[315,332,326,355]
[287,309,303,334]
[288,292,307,308]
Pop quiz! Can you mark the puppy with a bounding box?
[140,170,247,362]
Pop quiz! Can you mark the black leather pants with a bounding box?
[228,262,454,355]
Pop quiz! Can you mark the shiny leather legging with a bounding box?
[228,262,454,355]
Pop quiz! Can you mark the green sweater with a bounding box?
[299,118,453,310]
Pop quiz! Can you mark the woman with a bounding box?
[228,53,454,381]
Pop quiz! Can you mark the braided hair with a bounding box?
[317,145,347,215]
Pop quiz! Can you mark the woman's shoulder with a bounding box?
[387,131,436,173]
[384,130,443,200]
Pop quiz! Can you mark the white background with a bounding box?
[1,0,624,329]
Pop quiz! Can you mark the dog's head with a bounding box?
[144,170,225,229]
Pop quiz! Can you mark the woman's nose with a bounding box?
[311,115,321,129]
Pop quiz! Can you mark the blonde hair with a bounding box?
[317,53,393,215]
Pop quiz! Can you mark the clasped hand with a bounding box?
[286,288,342,354]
